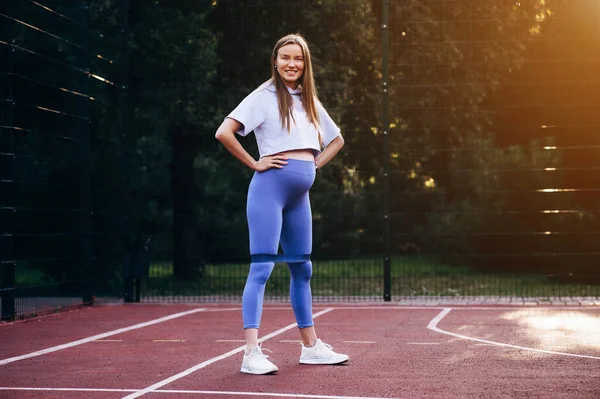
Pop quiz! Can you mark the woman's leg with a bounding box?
[279,170,349,365]
[242,262,274,350]
[280,193,316,345]
[298,325,318,347]
[243,170,283,348]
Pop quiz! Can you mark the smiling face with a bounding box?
[275,43,305,89]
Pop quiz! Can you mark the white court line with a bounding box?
[0,387,403,399]
[133,306,600,312]
[0,308,206,366]
[343,341,376,344]
[330,306,599,311]
[138,306,600,312]
[149,390,401,399]
[121,308,335,399]
[0,388,135,393]
[406,342,440,345]
[427,308,600,360]
[153,340,186,343]
[216,339,246,343]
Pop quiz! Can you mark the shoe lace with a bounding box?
[305,340,333,351]
[249,342,273,358]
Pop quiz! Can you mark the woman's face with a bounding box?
[275,43,304,89]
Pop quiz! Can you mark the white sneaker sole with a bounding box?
[299,355,349,365]
[240,366,279,375]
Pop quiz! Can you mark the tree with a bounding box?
[354,0,558,267]
[126,1,218,277]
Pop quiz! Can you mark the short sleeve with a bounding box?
[317,102,342,147]
[226,91,266,136]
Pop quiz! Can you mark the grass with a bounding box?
[143,255,600,299]
[13,263,56,287]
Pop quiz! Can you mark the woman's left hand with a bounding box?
[254,154,289,171]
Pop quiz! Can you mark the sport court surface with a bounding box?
[1,303,599,399]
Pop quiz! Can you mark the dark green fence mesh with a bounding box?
[1,0,126,319]
[2,0,599,318]
[141,0,600,303]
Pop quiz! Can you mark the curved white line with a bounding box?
[427,308,600,360]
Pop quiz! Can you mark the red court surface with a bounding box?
[1,303,599,398]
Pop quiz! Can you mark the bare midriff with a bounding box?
[279,149,315,161]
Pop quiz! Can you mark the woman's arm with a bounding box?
[314,136,344,169]
[215,118,288,172]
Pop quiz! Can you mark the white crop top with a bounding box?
[226,82,341,158]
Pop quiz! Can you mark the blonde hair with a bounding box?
[270,34,322,142]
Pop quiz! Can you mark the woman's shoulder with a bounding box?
[230,81,276,119]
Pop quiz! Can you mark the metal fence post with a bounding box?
[1,5,16,319]
[120,0,133,302]
[381,0,391,301]
[81,3,93,304]
[0,264,15,321]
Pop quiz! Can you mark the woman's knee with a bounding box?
[289,261,312,281]
[247,262,275,286]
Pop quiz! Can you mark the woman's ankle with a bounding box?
[245,342,259,353]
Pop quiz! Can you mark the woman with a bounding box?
[215,33,347,375]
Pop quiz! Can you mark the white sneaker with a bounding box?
[299,339,349,365]
[240,344,278,375]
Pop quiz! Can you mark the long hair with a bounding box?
[270,34,322,140]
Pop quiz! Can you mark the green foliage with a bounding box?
[15,263,56,287]
[4,0,599,308]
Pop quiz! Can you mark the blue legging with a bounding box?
[242,159,316,329]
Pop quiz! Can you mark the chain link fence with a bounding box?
[2,0,599,318]
[1,0,126,319]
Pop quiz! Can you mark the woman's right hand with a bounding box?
[254,153,288,172]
